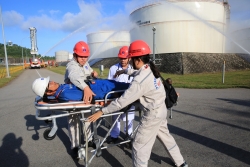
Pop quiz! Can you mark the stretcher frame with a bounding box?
[34,90,141,167]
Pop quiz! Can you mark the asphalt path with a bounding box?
[0,68,249,167]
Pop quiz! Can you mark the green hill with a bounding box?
[0,43,54,60]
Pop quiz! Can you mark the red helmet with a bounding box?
[73,41,90,57]
[118,46,129,58]
[128,40,151,58]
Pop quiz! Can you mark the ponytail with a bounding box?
[133,55,161,78]
[148,59,161,79]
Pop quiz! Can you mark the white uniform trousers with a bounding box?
[68,112,92,149]
[110,112,134,138]
[132,116,185,167]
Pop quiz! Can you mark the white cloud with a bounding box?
[49,10,60,16]
[4,0,104,33]
[2,0,148,34]
[60,0,103,32]
[2,10,24,26]
[21,14,61,30]
[100,11,131,31]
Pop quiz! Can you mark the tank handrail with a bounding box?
[130,0,225,15]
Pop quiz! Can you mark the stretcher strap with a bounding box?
[91,106,102,157]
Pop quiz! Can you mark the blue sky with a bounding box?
[1,0,250,57]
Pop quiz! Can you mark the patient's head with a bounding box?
[32,76,60,97]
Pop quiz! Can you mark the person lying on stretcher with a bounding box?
[32,76,130,104]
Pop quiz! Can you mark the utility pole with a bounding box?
[21,37,26,69]
[152,26,156,64]
[0,6,10,78]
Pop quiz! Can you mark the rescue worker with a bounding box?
[107,46,134,144]
[64,41,98,157]
[88,40,188,167]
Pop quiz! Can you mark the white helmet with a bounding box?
[32,76,50,97]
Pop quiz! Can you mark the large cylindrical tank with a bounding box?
[129,0,229,53]
[87,31,130,60]
[55,50,69,62]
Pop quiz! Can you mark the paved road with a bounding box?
[0,69,249,167]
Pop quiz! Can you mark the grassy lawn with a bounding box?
[0,66,24,88]
[47,66,250,89]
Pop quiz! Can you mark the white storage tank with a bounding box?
[87,31,130,60]
[129,0,229,53]
[55,50,69,62]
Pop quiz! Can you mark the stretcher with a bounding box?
[34,90,141,167]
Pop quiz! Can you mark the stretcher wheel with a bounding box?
[126,141,132,149]
[43,128,56,140]
[44,114,52,124]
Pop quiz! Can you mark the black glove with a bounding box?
[114,70,125,78]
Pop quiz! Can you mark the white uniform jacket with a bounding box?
[64,59,93,90]
[108,63,133,83]
[108,63,134,121]
[102,64,167,119]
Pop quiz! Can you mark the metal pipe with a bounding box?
[152,26,156,64]
[222,61,225,83]
[22,47,24,69]
[0,6,10,78]
[21,37,26,69]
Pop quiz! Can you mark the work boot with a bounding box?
[84,141,96,149]
[107,136,118,144]
[71,147,79,159]
[88,141,96,149]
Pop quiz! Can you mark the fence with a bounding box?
[0,66,23,79]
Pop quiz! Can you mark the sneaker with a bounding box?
[179,161,188,167]
[107,136,118,144]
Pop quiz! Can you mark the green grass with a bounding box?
[46,66,250,89]
[161,71,250,88]
[0,67,24,88]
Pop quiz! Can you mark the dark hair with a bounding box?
[132,54,161,78]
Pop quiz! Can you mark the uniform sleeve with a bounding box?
[126,69,137,75]
[66,63,88,90]
[87,63,93,73]
[102,80,144,114]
